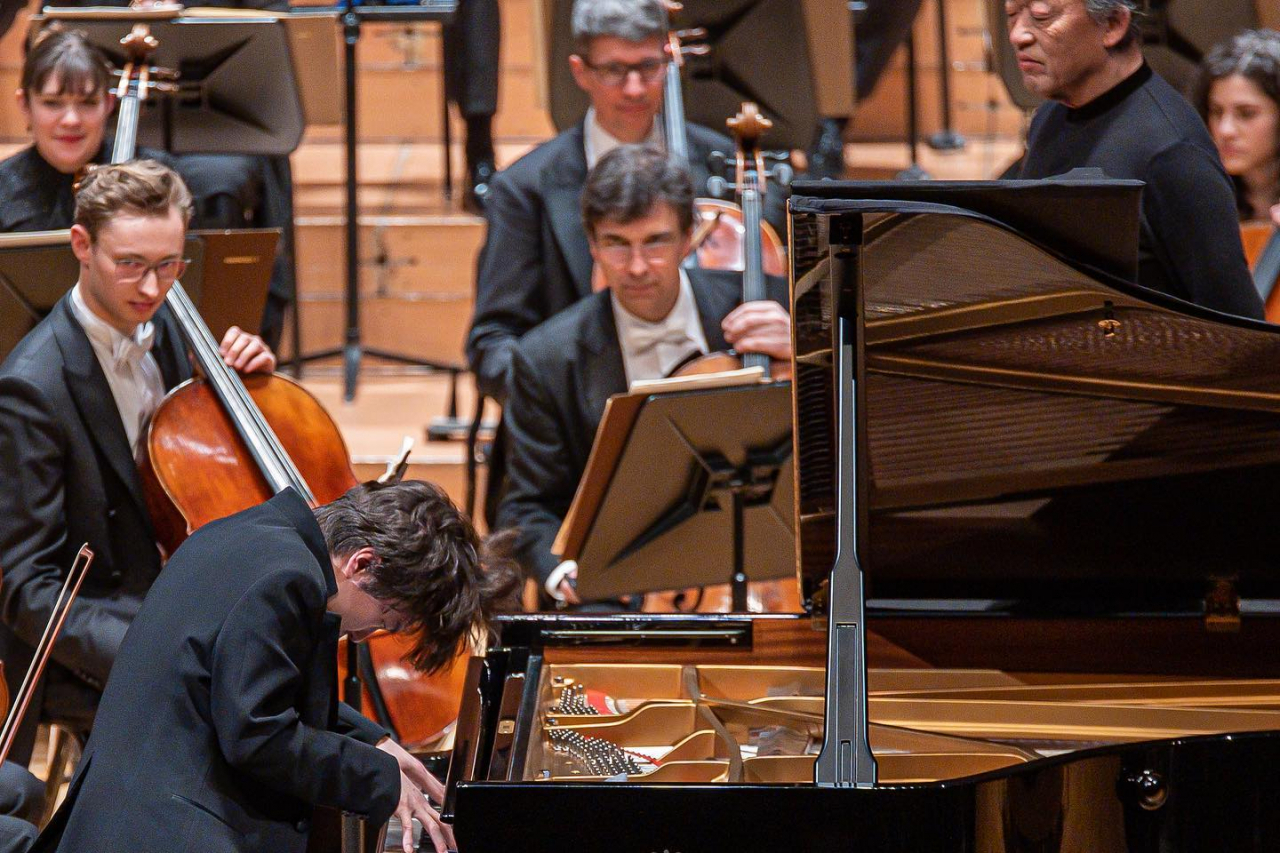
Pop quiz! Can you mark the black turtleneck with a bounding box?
[1021,63,1264,320]
[0,142,175,234]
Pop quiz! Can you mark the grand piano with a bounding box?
[443,179,1280,851]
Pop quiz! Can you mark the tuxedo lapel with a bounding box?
[50,298,152,530]
[576,293,627,428]
[542,124,594,298]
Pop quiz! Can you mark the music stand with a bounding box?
[0,229,276,362]
[545,0,818,151]
[292,0,459,401]
[38,8,307,155]
[556,380,795,609]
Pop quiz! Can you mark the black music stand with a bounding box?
[40,9,305,155]
[292,0,458,403]
[0,229,276,362]
[562,381,795,609]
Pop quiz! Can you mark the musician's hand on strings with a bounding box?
[219,326,277,375]
[722,301,792,361]
[378,737,445,804]
[395,770,454,853]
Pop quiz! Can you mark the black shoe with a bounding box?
[806,117,847,181]
[463,160,495,215]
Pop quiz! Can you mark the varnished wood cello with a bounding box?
[661,4,787,277]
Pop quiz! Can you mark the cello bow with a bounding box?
[0,545,95,767]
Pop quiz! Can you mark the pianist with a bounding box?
[1009,0,1264,320]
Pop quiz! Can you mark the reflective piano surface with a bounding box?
[445,180,1280,852]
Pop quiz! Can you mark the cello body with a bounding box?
[144,373,357,554]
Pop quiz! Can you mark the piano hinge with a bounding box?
[1204,577,1241,633]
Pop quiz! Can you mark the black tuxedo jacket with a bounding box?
[496,267,787,587]
[0,294,191,760]
[467,119,785,402]
[35,489,397,853]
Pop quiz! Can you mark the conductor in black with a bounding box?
[34,481,515,853]
[1010,0,1264,319]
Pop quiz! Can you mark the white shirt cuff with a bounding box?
[545,560,578,601]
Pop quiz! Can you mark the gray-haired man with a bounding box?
[1011,0,1263,319]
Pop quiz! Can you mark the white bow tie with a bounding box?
[629,322,693,355]
[112,323,156,371]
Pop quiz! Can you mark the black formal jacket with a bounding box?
[35,489,397,853]
[0,294,192,755]
[0,144,174,232]
[466,119,785,403]
[496,267,788,587]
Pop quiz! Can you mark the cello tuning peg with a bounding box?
[771,163,794,188]
[705,175,730,199]
[707,150,728,174]
[675,27,707,41]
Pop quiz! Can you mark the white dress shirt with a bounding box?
[612,269,710,386]
[547,271,710,600]
[584,107,665,169]
[69,284,166,458]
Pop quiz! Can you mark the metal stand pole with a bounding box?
[897,31,930,180]
[342,0,362,402]
[927,0,966,151]
[730,487,747,612]
[294,2,463,403]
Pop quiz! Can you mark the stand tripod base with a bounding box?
[927,129,967,151]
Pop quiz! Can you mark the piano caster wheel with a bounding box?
[1120,769,1169,811]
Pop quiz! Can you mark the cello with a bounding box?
[94,15,464,844]
[660,4,787,277]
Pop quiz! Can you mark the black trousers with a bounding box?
[443,0,500,119]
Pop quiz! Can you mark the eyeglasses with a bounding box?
[595,237,680,268]
[111,257,190,285]
[581,57,668,87]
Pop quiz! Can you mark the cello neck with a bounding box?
[663,49,690,168]
[112,92,141,163]
[164,283,316,503]
[726,103,773,375]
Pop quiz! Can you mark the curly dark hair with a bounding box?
[314,480,519,673]
[1195,29,1280,220]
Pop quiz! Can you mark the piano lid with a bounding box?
[790,179,1280,617]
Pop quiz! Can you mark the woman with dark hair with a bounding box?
[1197,28,1280,307]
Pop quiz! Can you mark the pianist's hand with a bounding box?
[378,737,446,805]
[394,769,454,853]
[220,326,277,375]
[722,301,792,361]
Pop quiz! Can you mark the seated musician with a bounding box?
[0,161,276,768]
[0,27,292,348]
[496,145,790,605]
[36,480,515,853]
[466,0,786,405]
[0,762,42,853]
[1196,28,1280,307]
[1009,0,1265,319]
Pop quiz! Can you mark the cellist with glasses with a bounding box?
[0,161,276,769]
